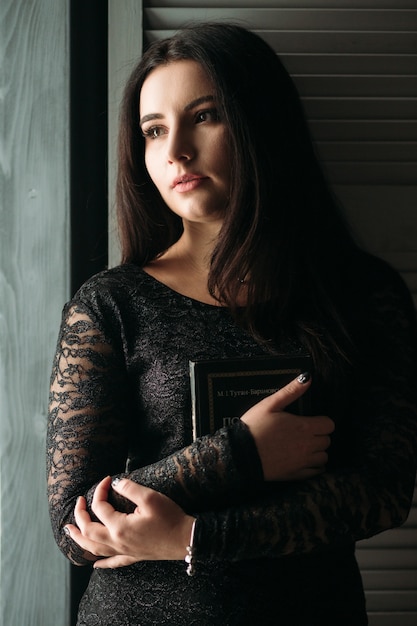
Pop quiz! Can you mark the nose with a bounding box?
[166,125,195,163]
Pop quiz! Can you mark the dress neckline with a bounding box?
[139,266,228,310]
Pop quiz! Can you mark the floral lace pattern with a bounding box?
[46,259,417,625]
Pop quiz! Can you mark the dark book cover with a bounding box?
[190,354,312,439]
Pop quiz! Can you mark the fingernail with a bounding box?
[297,371,311,384]
[111,477,122,488]
[63,526,71,536]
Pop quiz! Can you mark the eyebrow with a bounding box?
[139,95,215,128]
[184,95,215,111]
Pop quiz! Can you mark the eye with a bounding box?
[195,108,219,124]
[142,125,166,140]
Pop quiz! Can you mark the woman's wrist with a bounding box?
[166,514,196,561]
[184,517,197,576]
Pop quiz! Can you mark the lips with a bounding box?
[171,174,208,191]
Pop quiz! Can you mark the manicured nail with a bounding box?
[111,477,122,488]
[63,526,71,536]
[297,371,311,384]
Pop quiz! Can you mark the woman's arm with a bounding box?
[47,302,131,564]
[45,301,292,564]
[63,334,417,568]
[60,263,417,566]
[47,301,330,566]
[47,302,259,564]
[194,266,417,561]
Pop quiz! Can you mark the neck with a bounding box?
[169,222,220,273]
[144,222,223,306]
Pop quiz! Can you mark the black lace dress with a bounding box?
[47,256,417,626]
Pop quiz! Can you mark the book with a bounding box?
[190,354,312,439]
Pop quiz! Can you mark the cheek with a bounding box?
[214,134,232,177]
[144,150,159,186]
[144,150,152,177]
[145,151,170,203]
[216,148,232,189]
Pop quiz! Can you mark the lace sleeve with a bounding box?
[46,302,262,566]
[119,422,261,513]
[46,303,130,564]
[193,266,417,561]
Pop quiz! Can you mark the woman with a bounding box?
[47,23,417,625]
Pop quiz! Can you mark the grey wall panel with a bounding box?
[0,0,70,624]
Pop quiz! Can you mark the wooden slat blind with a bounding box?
[144,2,417,187]
[356,488,417,624]
[141,2,417,624]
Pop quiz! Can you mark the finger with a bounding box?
[315,434,332,450]
[74,496,95,529]
[93,554,139,569]
[111,478,156,508]
[310,450,328,466]
[260,371,312,412]
[73,497,117,545]
[93,475,112,502]
[310,416,335,436]
[74,494,88,514]
[72,509,112,545]
[64,524,115,557]
[91,476,123,523]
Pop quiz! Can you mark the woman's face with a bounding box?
[139,60,231,228]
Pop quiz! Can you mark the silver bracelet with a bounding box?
[185,519,197,576]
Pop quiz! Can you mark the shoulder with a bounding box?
[74,264,145,302]
[66,263,195,330]
[63,264,153,337]
[70,263,166,316]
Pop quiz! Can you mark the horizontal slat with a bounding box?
[258,32,417,55]
[304,99,417,121]
[336,185,417,212]
[323,162,417,185]
[365,591,417,612]
[336,185,417,260]
[362,570,417,590]
[357,528,417,549]
[368,615,417,626]
[344,208,417,253]
[310,120,417,141]
[144,8,417,31]
[145,30,417,54]
[296,76,417,98]
[317,142,417,161]
[356,549,417,569]
[146,0,417,8]
[283,54,417,76]
[338,220,417,282]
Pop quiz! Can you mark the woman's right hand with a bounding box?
[241,374,334,481]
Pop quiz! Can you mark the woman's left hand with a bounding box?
[64,476,195,569]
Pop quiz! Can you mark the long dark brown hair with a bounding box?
[116,22,361,380]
